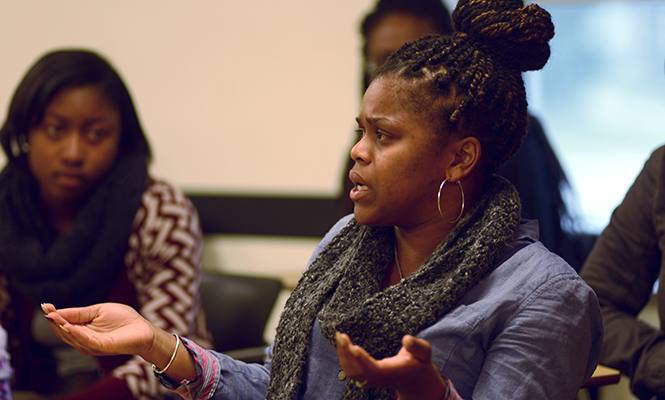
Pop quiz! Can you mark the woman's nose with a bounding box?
[61,132,83,163]
[350,137,369,164]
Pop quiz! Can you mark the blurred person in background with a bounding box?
[581,144,665,399]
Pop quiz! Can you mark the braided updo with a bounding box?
[375,0,554,172]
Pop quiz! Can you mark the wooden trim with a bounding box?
[581,365,621,388]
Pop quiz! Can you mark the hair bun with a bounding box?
[452,0,554,72]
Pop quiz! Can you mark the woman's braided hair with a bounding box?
[375,0,554,172]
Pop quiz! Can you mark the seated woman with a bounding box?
[0,49,212,400]
[42,0,602,398]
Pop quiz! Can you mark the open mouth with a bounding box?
[353,181,369,191]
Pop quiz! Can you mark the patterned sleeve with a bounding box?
[158,337,220,400]
[444,379,463,400]
[112,178,213,399]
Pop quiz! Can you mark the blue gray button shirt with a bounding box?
[171,216,602,400]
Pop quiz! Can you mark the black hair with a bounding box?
[360,0,454,91]
[361,0,454,39]
[0,48,152,171]
[375,0,554,173]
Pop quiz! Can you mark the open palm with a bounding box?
[335,332,447,400]
[43,302,155,358]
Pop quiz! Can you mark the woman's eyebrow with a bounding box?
[356,116,393,125]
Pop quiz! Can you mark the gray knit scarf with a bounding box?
[266,175,520,400]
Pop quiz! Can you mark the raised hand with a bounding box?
[335,332,447,400]
[42,302,156,359]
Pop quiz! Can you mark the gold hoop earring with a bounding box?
[437,179,465,224]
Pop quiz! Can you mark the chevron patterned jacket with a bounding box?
[0,177,213,400]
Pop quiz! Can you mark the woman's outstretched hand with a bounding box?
[335,332,447,400]
[41,302,155,359]
[43,302,198,382]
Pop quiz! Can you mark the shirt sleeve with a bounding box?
[157,338,219,400]
[581,146,665,398]
[160,338,272,400]
[112,179,214,399]
[444,379,463,400]
[467,273,602,399]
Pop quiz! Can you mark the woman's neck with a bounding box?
[393,176,484,280]
[393,218,451,276]
[381,218,451,289]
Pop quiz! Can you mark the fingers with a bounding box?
[336,332,359,356]
[42,316,97,355]
[336,332,370,361]
[402,334,432,363]
[41,303,70,332]
[44,312,71,330]
[336,332,377,387]
[335,333,440,396]
[43,313,80,349]
[41,303,94,350]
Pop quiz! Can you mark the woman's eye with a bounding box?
[87,129,107,142]
[45,125,63,137]
[354,127,389,142]
[376,130,390,140]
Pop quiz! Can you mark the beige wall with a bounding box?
[0,0,380,344]
[0,0,380,196]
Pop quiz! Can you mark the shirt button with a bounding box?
[338,371,346,380]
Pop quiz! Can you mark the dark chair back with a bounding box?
[200,272,283,360]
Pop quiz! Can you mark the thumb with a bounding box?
[53,304,102,325]
[402,335,432,363]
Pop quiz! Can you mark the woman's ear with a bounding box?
[448,136,481,182]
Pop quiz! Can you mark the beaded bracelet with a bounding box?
[152,334,180,374]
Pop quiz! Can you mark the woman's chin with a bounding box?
[353,208,390,227]
[352,208,371,226]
